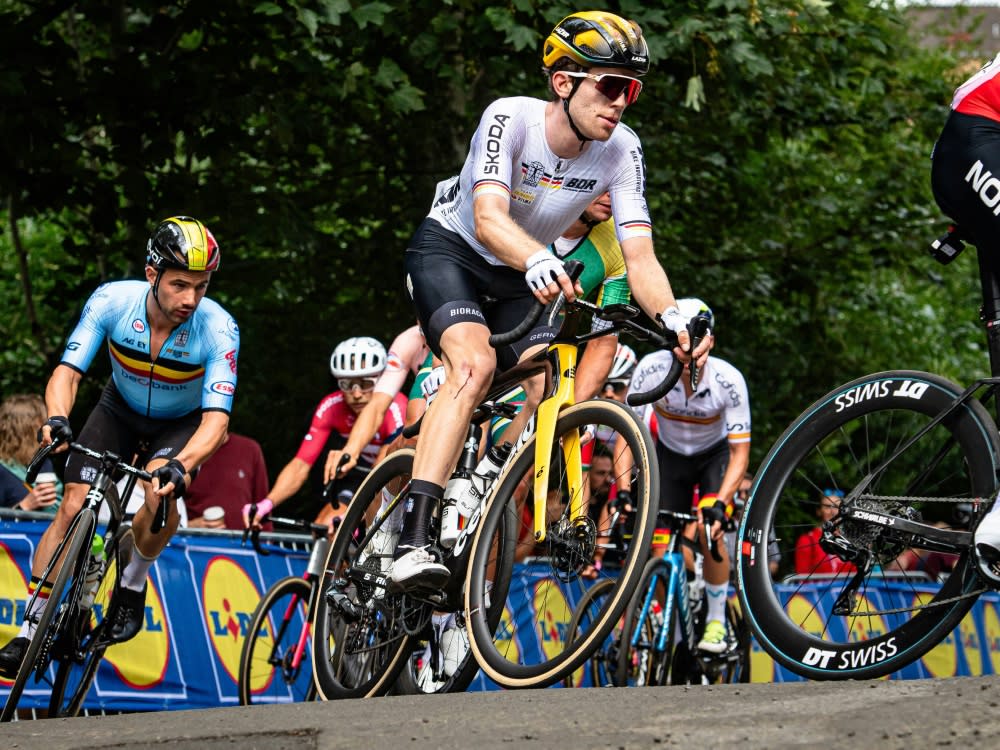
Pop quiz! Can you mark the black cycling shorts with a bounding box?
[64,379,203,485]
[404,218,557,371]
[655,438,729,515]
[931,110,1000,257]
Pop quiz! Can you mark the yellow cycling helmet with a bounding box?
[542,11,649,75]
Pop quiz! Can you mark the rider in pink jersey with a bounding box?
[244,337,406,528]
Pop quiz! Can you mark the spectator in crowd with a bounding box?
[185,431,269,530]
[0,394,61,512]
[0,464,32,508]
[794,489,856,576]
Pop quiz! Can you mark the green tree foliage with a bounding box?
[0,0,987,503]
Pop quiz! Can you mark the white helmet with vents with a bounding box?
[330,336,387,378]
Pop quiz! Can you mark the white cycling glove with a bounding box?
[525,250,567,293]
[421,365,446,404]
[659,305,686,334]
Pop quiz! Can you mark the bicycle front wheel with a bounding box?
[312,448,416,699]
[2,510,94,722]
[738,370,1000,680]
[239,576,316,705]
[466,399,658,688]
[615,558,672,687]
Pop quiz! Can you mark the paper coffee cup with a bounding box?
[34,472,58,486]
[202,506,226,523]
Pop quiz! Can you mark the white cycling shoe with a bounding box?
[389,545,450,591]
[974,511,1000,586]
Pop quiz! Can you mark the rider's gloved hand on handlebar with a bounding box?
[37,416,72,446]
[698,494,732,540]
[659,305,711,368]
[152,458,188,498]
[525,249,580,303]
[243,498,274,528]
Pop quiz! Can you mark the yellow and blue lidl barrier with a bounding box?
[4,514,1000,709]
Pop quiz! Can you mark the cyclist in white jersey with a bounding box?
[394,10,709,589]
[628,298,750,653]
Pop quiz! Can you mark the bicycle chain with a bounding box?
[845,585,989,616]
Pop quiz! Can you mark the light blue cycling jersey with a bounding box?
[61,280,240,419]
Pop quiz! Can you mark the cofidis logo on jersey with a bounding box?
[202,557,261,683]
[0,541,28,686]
[100,570,171,689]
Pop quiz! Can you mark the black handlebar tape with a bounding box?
[627,356,684,407]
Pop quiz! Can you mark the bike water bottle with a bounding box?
[442,441,514,549]
[440,424,483,549]
[81,535,107,609]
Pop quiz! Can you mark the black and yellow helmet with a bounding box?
[542,11,649,75]
[146,216,220,273]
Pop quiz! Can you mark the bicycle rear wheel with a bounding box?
[239,576,316,705]
[311,449,416,699]
[738,370,1000,680]
[1,510,94,722]
[563,577,617,687]
[466,399,658,688]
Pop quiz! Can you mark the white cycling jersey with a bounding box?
[628,351,751,456]
[428,96,652,266]
[374,325,428,397]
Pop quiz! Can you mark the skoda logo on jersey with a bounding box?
[101,572,170,689]
[202,557,262,684]
[132,319,146,334]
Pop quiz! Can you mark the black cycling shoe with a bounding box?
[108,585,147,644]
[0,636,29,679]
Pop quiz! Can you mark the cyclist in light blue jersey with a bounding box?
[0,216,239,676]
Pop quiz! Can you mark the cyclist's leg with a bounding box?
[394,221,496,588]
[112,408,201,642]
[688,441,732,652]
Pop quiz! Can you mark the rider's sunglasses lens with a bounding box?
[604,381,628,394]
[595,74,642,105]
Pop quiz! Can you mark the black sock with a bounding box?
[396,480,444,556]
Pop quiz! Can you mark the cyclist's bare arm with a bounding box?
[40,365,82,448]
[323,391,393,482]
[473,193,581,303]
[152,410,229,497]
[619,236,706,363]
[574,334,617,400]
[262,457,311,509]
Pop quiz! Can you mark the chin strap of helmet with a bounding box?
[561,77,591,147]
[149,266,171,317]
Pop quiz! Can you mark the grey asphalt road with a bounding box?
[3,676,998,750]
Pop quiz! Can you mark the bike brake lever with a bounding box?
[323,453,353,509]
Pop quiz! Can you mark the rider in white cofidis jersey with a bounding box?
[394,10,709,591]
[627,298,750,654]
[0,217,239,677]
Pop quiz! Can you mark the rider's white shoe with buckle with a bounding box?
[389,545,450,590]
